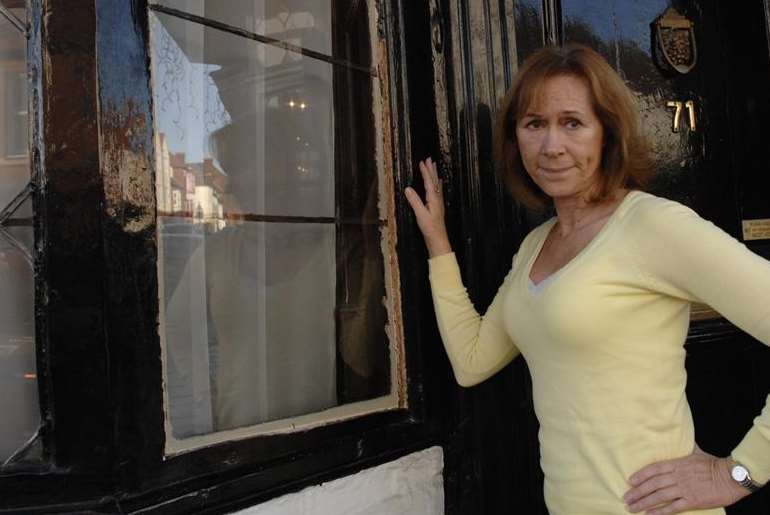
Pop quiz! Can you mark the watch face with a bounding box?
[732,465,749,482]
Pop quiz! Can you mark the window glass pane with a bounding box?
[5,71,28,157]
[151,8,393,443]
[0,3,37,465]
[0,203,39,463]
[152,0,372,66]
[152,11,334,218]
[162,219,337,435]
[0,10,29,207]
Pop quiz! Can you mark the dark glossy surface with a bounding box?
[36,0,112,474]
[426,1,547,513]
[515,0,546,63]
[1,0,116,509]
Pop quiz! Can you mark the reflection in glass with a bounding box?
[0,210,38,461]
[561,0,688,203]
[513,0,545,64]
[151,8,390,440]
[152,11,334,218]
[561,0,669,92]
[152,0,372,67]
[0,8,29,207]
[162,219,337,434]
[0,4,38,464]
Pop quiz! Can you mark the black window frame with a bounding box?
[0,0,457,513]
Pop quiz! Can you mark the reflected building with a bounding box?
[155,131,227,232]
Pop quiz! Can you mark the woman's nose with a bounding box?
[540,128,565,157]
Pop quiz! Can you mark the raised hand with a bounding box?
[404,157,452,258]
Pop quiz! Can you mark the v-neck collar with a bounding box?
[526,190,639,292]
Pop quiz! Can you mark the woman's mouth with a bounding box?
[539,165,573,174]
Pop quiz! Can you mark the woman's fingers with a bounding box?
[646,498,690,515]
[419,160,435,204]
[406,158,451,257]
[419,158,442,205]
[404,186,427,217]
[428,157,440,187]
[624,474,677,505]
[629,460,676,487]
[626,483,680,512]
[405,186,438,233]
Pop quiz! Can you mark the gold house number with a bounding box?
[666,100,697,132]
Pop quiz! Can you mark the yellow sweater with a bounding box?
[428,191,770,514]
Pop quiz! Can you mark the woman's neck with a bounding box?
[552,188,627,237]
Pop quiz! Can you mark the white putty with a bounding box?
[231,447,444,515]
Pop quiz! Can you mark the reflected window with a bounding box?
[4,71,27,158]
[0,2,40,465]
[149,1,403,451]
[153,0,372,66]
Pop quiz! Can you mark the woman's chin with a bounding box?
[536,178,598,203]
[537,183,577,200]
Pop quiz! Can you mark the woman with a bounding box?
[405,44,770,514]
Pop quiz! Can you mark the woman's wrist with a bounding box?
[426,239,452,258]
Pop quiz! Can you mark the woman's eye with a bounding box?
[525,119,544,129]
[565,119,582,129]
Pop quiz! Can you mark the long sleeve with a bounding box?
[428,252,520,387]
[629,197,770,484]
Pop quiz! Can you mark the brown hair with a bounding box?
[493,44,652,209]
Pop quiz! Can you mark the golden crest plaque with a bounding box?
[654,7,697,74]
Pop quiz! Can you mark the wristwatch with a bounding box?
[730,461,762,493]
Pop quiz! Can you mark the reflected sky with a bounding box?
[152,15,231,165]
[562,0,670,56]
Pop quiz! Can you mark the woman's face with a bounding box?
[515,74,605,203]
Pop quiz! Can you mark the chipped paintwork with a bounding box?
[99,100,155,233]
[377,35,407,410]
[428,0,454,178]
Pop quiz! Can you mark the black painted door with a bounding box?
[429,1,770,513]
[561,1,770,514]
[426,0,770,515]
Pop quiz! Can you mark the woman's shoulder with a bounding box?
[620,190,700,226]
[615,190,716,253]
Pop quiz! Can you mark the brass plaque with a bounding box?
[691,302,720,321]
[742,219,770,241]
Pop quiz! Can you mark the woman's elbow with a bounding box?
[451,353,519,387]
[454,371,484,388]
